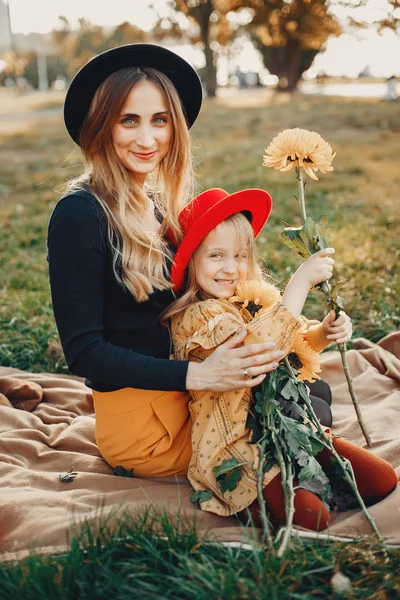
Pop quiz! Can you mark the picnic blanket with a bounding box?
[1,332,399,561]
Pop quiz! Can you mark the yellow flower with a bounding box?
[290,333,321,383]
[229,281,281,315]
[263,128,335,181]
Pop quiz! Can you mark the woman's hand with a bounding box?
[185,330,285,392]
[322,310,353,345]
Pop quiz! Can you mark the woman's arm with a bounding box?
[186,331,284,391]
[172,301,287,392]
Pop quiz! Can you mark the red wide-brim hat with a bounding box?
[169,188,272,293]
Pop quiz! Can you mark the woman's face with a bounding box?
[112,79,172,184]
[193,222,249,299]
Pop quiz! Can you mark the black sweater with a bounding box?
[47,190,189,392]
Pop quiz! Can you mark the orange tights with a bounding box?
[248,437,398,532]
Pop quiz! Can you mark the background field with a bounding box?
[0,88,399,373]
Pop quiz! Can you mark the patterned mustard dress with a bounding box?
[170,281,324,517]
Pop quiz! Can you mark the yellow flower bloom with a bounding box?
[229,281,281,314]
[263,128,335,181]
[290,333,321,383]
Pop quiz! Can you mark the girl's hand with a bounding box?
[282,248,335,319]
[186,330,285,392]
[322,310,353,345]
[295,248,335,289]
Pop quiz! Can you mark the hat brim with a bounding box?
[64,44,203,145]
[171,189,272,293]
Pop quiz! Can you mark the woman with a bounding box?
[47,44,284,478]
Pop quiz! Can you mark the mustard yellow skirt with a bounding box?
[92,388,192,478]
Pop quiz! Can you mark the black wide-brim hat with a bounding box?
[64,43,203,145]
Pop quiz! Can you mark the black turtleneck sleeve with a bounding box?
[47,190,189,392]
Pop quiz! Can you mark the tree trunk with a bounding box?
[257,40,318,92]
[192,1,217,97]
[203,41,217,97]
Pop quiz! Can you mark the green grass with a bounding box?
[1,92,399,372]
[1,509,399,600]
[1,90,400,594]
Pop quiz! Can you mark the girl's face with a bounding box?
[112,79,172,184]
[193,221,249,299]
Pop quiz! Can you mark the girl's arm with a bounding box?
[282,248,335,319]
[306,310,353,351]
[282,248,352,351]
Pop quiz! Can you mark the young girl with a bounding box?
[165,187,397,531]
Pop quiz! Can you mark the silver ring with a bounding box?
[242,368,250,379]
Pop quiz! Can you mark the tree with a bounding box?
[159,1,341,95]
[155,0,239,97]
[2,51,27,82]
[233,0,341,92]
[52,18,146,79]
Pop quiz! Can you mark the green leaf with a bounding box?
[298,457,331,501]
[246,410,263,444]
[280,378,299,401]
[59,472,78,483]
[113,465,135,478]
[255,370,279,415]
[279,414,314,457]
[281,227,311,259]
[296,449,310,467]
[212,458,246,495]
[309,436,325,456]
[218,468,243,495]
[212,457,246,477]
[298,456,324,481]
[298,382,311,404]
[330,280,347,317]
[304,216,331,252]
[263,455,277,473]
[298,474,331,500]
[190,489,213,504]
[336,295,345,310]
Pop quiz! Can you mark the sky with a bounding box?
[6,0,400,78]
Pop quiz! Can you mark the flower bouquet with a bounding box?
[225,280,380,556]
[263,128,371,447]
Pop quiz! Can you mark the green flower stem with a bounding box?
[296,167,308,223]
[319,287,372,447]
[272,429,295,558]
[256,430,274,550]
[320,280,331,296]
[337,342,372,447]
[296,163,371,447]
[283,358,382,539]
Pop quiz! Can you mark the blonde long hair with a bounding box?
[163,213,265,323]
[68,66,196,302]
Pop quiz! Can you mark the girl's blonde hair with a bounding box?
[68,66,195,302]
[163,212,265,323]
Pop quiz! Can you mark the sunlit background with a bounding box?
[0,1,399,374]
[1,0,399,98]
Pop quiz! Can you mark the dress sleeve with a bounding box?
[171,300,245,361]
[48,193,188,392]
[298,316,327,352]
[246,301,303,352]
